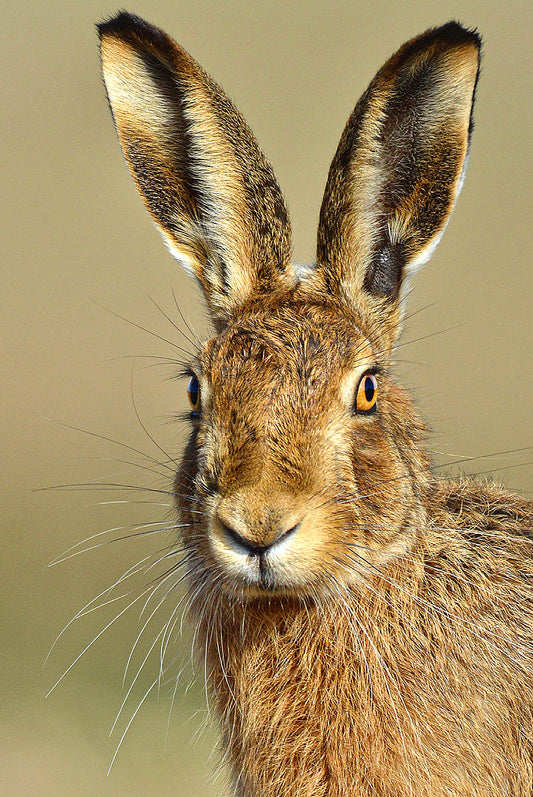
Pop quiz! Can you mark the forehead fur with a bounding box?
[197,293,378,494]
[203,293,375,390]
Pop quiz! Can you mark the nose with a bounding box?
[216,512,301,557]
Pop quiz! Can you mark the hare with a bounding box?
[98,12,533,796]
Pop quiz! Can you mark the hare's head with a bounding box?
[99,14,480,601]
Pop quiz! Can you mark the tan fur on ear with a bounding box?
[98,12,294,324]
[315,23,480,338]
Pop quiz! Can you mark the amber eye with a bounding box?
[187,375,201,415]
[355,373,378,415]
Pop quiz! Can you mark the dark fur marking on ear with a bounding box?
[98,13,184,81]
[99,10,295,321]
[364,242,405,299]
[123,58,199,220]
[377,67,436,214]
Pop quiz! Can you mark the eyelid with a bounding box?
[360,365,382,378]
[179,364,201,380]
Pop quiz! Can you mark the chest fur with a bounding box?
[200,590,532,797]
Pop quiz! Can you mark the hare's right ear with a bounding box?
[315,22,481,346]
[98,12,293,326]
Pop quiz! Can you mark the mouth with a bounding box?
[212,550,306,600]
[235,553,289,594]
[258,556,277,590]
[208,511,307,595]
[238,579,301,601]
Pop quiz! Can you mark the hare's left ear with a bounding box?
[315,22,480,342]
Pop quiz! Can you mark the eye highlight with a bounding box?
[355,373,378,415]
[187,375,201,416]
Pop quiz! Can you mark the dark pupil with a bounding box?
[364,376,375,402]
[189,378,199,406]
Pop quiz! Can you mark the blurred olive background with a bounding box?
[1,0,531,794]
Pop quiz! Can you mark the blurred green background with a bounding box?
[2,0,531,794]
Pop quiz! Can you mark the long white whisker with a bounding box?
[45,585,154,698]
[123,561,193,686]
[107,678,158,776]
[44,552,160,667]
[111,625,166,736]
[48,521,186,567]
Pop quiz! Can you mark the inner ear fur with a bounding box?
[315,22,481,318]
[98,12,293,324]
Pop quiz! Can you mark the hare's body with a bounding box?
[196,481,533,796]
[177,292,533,795]
[99,13,533,795]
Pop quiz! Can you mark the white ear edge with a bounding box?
[398,149,471,306]
[404,229,445,279]
[160,228,197,277]
[455,150,470,203]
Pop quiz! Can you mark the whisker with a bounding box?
[125,559,194,686]
[129,366,180,471]
[111,625,166,737]
[45,584,155,698]
[48,520,186,568]
[44,551,162,666]
[94,299,195,359]
[50,526,186,567]
[107,678,158,776]
[95,500,172,508]
[41,417,176,475]
[148,294,200,352]
[118,354,185,364]
[315,446,533,513]
[158,579,201,696]
[37,482,176,497]
[68,453,175,480]
[172,283,203,347]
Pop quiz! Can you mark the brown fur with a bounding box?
[178,295,533,795]
[99,14,533,795]
[192,483,533,796]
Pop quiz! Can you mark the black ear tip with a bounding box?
[96,10,151,40]
[434,20,482,52]
[394,21,482,76]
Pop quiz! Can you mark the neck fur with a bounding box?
[194,562,431,796]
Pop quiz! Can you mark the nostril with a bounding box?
[217,514,302,557]
[278,522,300,544]
[218,518,268,556]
